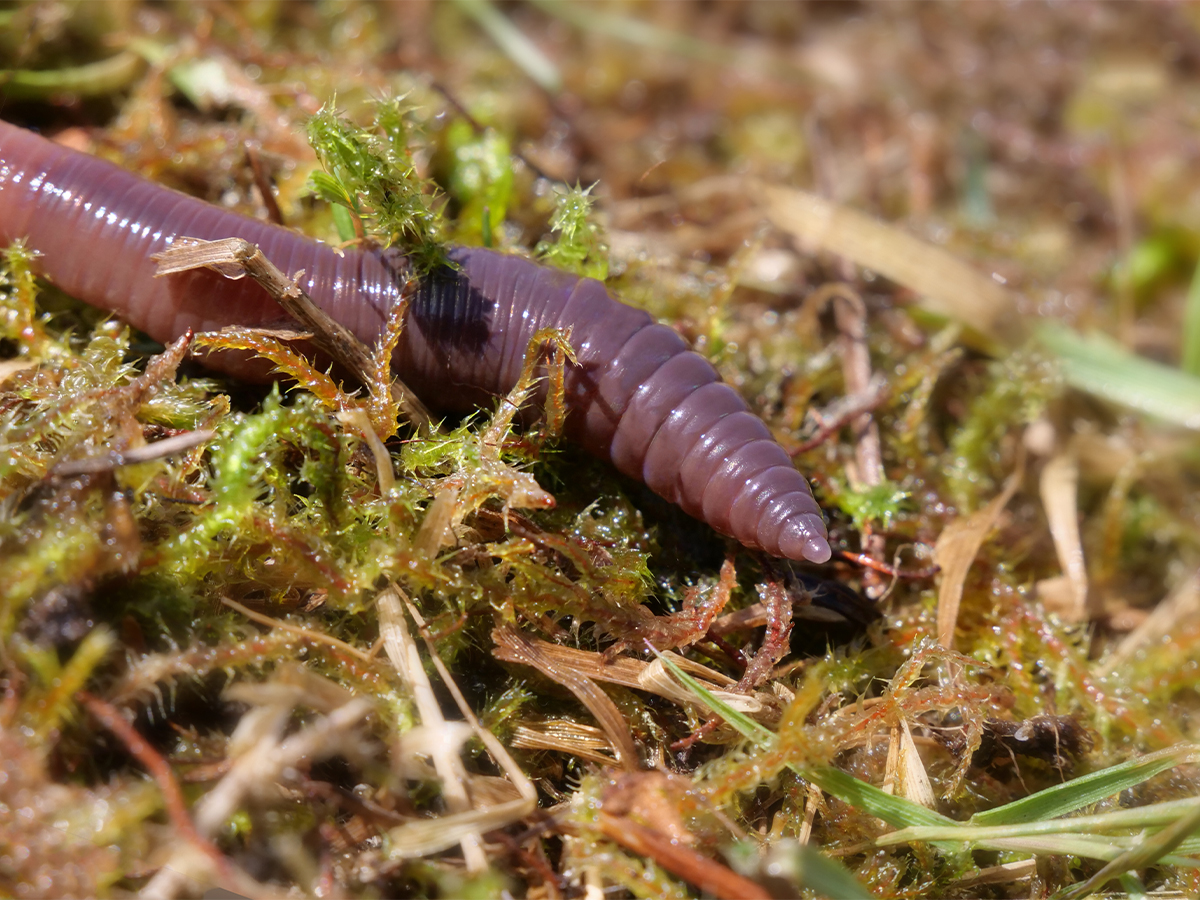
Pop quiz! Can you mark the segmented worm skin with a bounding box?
[0,120,831,563]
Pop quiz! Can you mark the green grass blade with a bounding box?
[976,836,1199,867]
[654,652,884,896]
[1059,801,1200,899]
[807,766,955,830]
[1117,872,1150,900]
[0,50,144,100]
[1176,836,1200,855]
[530,0,741,68]
[779,843,875,900]
[648,644,776,748]
[727,840,873,900]
[880,796,1200,846]
[667,633,1200,878]
[1185,258,1200,376]
[969,745,1196,826]
[454,0,562,93]
[650,646,956,847]
[1037,324,1200,429]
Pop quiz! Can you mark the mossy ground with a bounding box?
[2,3,1200,897]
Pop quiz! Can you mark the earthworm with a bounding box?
[0,119,831,563]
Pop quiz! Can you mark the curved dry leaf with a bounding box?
[884,717,938,810]
[935,460,1024,648]
[638,658,764,715]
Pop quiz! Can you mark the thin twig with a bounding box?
[430,80,557,183]
[78,691,223,870]
[77,690,275,900]
[594,812,772,900]
[810,283,888,591]
[243,140,284,226]
[154,237,433,431]
[836,550,939,580]
[790,374,890,456]
[377,583,488,872]
[51,430,215,476]
[140,685,371,899]
[220,596,377,664]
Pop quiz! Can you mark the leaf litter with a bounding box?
[2,3,1200,898]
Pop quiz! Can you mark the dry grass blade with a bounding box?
[884,716,937,810]
[756,183,1021,350]
[382,595,537,859]
[336,407,396,493]
[492,625,639,768]
[76,691,260,898]
[49,429,213,476]
[0,358,38,384]
[947,858,1037,891]
[828,281,888,585]
[1099,571,1200,676]
[399,596,538,824]
[377,583,486,871]
[510,718,618,766]
[638,658,764,715]
[413,486,462,556]
[385,800,533,860]
[141,676,373,899]
[485,630,761,715]
[9,6,1200,897]
[789,373,890,456]
[1038,450,1090,621]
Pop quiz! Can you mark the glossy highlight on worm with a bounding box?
[0,119,831,563]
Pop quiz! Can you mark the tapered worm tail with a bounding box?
[0,119,831,563]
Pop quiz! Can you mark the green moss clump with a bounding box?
[945,348,1060,511]
[443,118,515,247]
[536,183,609,280]
[833,478,912,535]
[306,99,448,272]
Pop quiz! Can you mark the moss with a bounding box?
[832,478,912,535]
[306,99,449,272]
[536,183,609,280]
[442,117,515,247]
[944,347,1060,511]
[3,4,1200,897]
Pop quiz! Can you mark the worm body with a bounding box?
[0,120,830,563]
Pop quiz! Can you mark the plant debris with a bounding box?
[3,3,1200,898]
